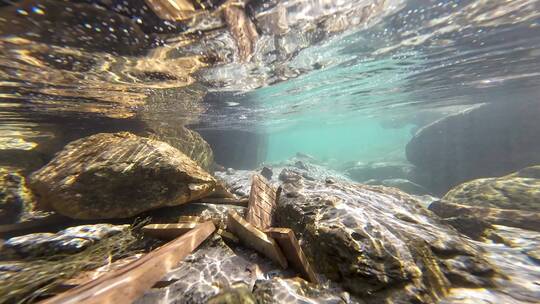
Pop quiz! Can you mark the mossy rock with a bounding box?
[276,178,496,303]
[443,165,540,211]
[29,132,216,219]
[0,168,34,224]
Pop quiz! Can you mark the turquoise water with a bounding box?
[265,117,414,163]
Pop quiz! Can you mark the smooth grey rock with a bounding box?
[2,224,128,258]
[365,178,430,195]
[344,162,414,182]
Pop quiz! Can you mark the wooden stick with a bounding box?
[40,221,215,304]
[266,228,319,283]
[199,198,249,206]
[227,210,287,269]
[141,223,199,240]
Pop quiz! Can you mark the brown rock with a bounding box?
[442,165,540,211]
[29,132,216,219]
[429,200,540,233]
[0,169,29,224]
[146,126,214,171]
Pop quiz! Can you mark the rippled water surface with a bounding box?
[1,0,540,303]
[1,0,539,162]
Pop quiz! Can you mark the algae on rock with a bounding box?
[0,168,34,224]
[275,177,496,303]
[443,165,540,211]
[29,132,216,219]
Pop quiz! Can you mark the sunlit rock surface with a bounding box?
[145,202,246,229]
[253,277,350,303]
[207,283,257,304]
[275,177,496,303]
[429,201,540,239]
[440,225,540,303]
[0,168,33,224]
[407,102,540,195]
[365,178,430,195]
[443,165,540,212]
[29,132,216,219]
[215,159,351,197]
[137,234,353,304]
[1,224,128,258]
[136,235,284,304]
[145,126,214,170]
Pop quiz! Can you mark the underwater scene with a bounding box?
[0,0,539,303]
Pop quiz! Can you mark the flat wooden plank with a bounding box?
[227,210,287,268]
[246,174,277,230]
[53,254,145,293]
[266,228,318,284]
[177,216,202,223]
[41,221,215,304]
[200,198,249,206]
[141,223,199,239]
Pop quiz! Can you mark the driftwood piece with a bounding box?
[41,221,215,304]
[246,174,277,230]
[266,228,318,283]
[227,210,287,268]
[141,223,199,239]
[52,254,145,293]
[200,198,249,206]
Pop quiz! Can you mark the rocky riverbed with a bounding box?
[0,132,539,303]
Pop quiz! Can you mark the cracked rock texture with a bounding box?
[276,176,497,303]
[29,132,216,219]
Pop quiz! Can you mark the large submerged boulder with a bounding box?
[406,101,540,195]
[29,132,216,219]
[275,176,496,303]
[442,165,540,212]
[145,126,214,171]
[2,224,128,258]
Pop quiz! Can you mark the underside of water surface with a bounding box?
[0,0,539,303]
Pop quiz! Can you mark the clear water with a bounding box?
[1,0,540,302]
